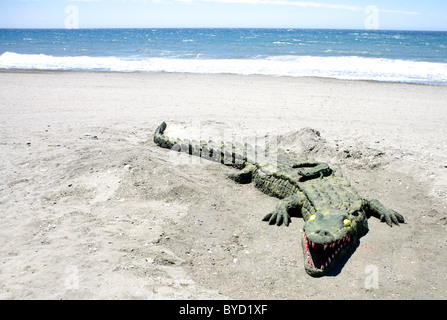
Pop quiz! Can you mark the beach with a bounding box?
[0,69,446,299]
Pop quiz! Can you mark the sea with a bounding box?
[1,28,447,84]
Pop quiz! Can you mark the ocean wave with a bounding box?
[1,51,447,84]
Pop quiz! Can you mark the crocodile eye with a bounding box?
[343,218,351,226]
[309,214,316,221]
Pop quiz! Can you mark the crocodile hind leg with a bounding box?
[262,193,307,226]
[364,199,405,227]
[228,164,256,184]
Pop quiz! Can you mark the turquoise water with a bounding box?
[1,28,447,84]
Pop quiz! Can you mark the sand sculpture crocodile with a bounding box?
[153,122,404,277]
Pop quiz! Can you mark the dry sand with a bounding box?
[0,69,446,299]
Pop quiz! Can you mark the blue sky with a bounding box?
[0,0,446,30]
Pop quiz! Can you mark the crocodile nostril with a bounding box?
[316,230,331,237]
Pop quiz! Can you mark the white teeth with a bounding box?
[304,234,352,270]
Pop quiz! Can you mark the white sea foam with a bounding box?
[1,51,447,84]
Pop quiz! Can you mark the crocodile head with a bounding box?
[301,209,367,277]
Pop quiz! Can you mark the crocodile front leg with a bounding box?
[262,193,307,226]
[364,199,405,227]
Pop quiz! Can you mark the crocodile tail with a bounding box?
[154,121,166,143]
[153,121,175,149]
[155,121,167,137]
[154,121,251,169]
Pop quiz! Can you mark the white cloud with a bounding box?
[200,0,363,11]
[196,0,421,15]
[380,9,420,16]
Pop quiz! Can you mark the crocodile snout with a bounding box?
[304,210,350,244]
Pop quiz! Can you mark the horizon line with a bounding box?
[1,27,447,32]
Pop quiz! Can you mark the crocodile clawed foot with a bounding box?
[263,208,291,226]
[263,194,306,227]
[366,199,405,227]
[379,209,405,227]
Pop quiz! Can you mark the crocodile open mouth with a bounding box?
[302,231,353,275]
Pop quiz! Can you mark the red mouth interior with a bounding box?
[303,231,353,272]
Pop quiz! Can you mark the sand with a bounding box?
[0,69,446,300]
